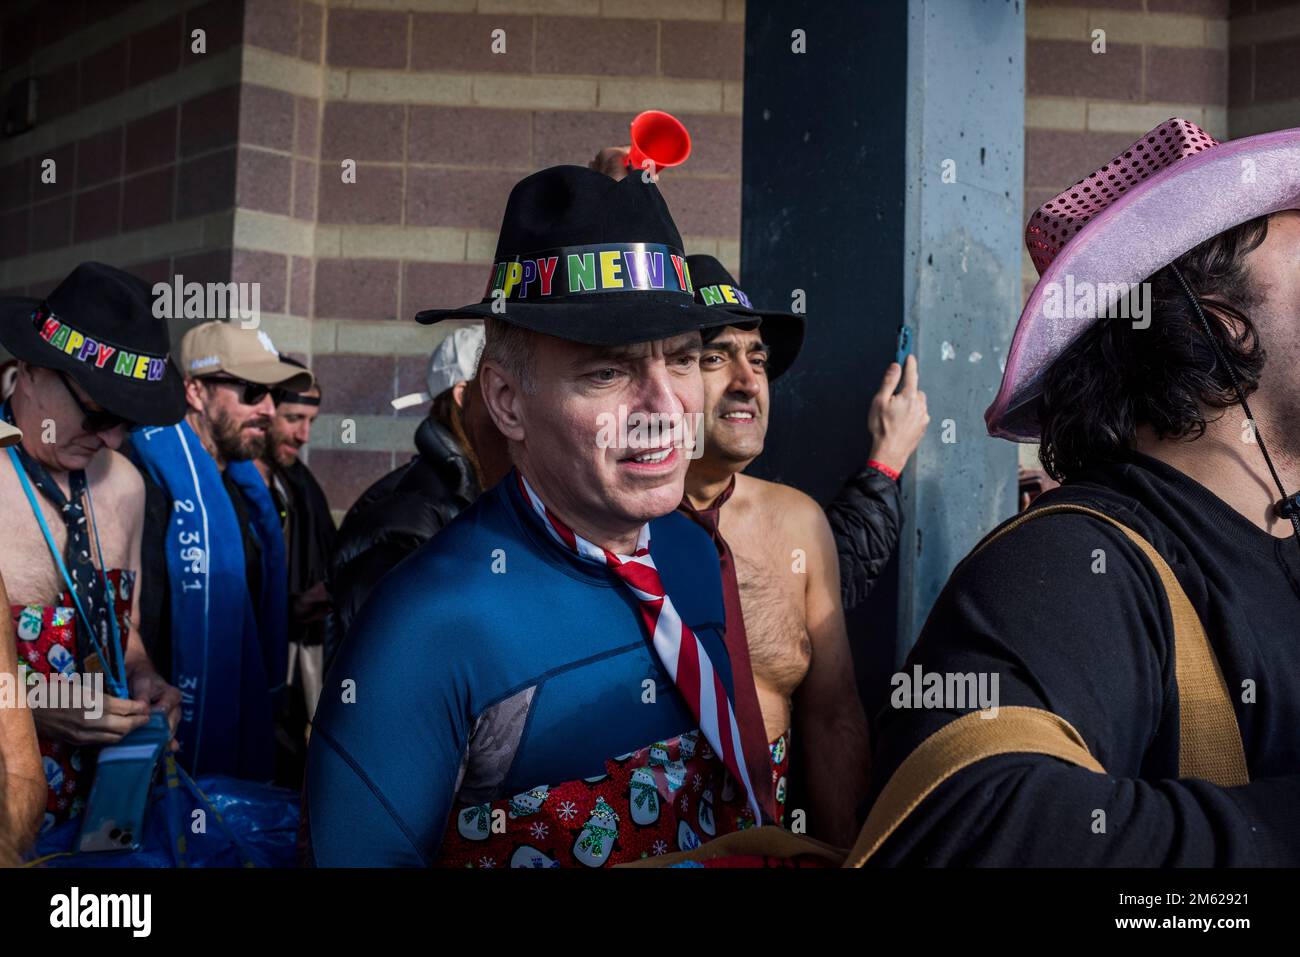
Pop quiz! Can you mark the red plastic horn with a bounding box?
[626,110,692,173]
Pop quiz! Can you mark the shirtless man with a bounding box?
[0,420,43,858]
[0,263,183,830]
[681,255,929,846]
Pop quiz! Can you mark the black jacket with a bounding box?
[825,464,903,612]
[323,417,480,669]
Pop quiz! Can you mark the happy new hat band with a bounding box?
[0,261,186,426]
[415,165,734,345]
[987,117,1300,442]
[686,254,805,381]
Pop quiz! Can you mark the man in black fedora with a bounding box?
[306,165,779,867]
[0,262,182,831]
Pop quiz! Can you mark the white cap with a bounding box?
[391,323,485,410]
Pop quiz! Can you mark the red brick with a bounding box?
[231,248,288,313]
[1146,46,1227,105]
[126,106,177,173]
[655,176,739,237]
[76,126,122,188]
[126,259,172,286]
[1256,37,1300,102]
[1027,39,1141,101]
[326,9,409,69]
[122,167,175,231]
[405,167,517,229]
[410,13,529,73]
[311,354,397,414]
[535,16,655,76]
[245,0,299,56]
[240,84,296,151]
[1148,0,1230,14]
[316,163,403,225]
[180,86,241,156]
[660,20,743,81]
[308,449,396,512]
[173,249,233,285]
[0,208,29,259]
[0,157,32,211]
[290,255,313,316]
[1025,130,1139,191]
[128,15,183,87]
[408,106,532,168]
[321,102,406,161]
[74,181,121,242]
[236,148,292,215]
[300,1,323,62]
[295,96,320,155]
[1034,0,1141,6]
[37,143,76,198]
[403,261,490,316]
[314,258,399,320]
[39,61,80,120]
[185,0,245,60]
[293,159,318,220]
[395,354,431,417]
[80,39,128,106]
[176,148,237,217]
[30,196,72,252]
[1229,44,1253,107]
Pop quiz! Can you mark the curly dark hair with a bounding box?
[1037,216,1270,482]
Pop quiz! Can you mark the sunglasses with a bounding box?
[57,372,133,434]
[203,376,273,406]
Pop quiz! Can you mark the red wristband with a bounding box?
[866,459,901,482]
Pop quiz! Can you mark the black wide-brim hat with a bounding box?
[0,262,186,425]
[685,254,804,381]
[415,165,733,345]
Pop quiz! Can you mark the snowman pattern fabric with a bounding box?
[438,729,790,868]
[9,568,134,832]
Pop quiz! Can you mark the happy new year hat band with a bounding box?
[483,243,694,302]
[0,261,186,426]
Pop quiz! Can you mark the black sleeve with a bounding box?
[867,511,1300,866]
[824,464,902,611]
[136,471,172,679]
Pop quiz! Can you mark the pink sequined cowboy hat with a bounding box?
[986,118,1300,442]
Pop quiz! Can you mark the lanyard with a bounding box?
[6,446,128,697]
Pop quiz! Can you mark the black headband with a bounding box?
[273,388,320,407]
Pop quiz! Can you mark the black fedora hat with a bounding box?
[686,254,804,381]
[416,165,731,345]
[0,262,186,425]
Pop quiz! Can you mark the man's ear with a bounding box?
[477,360,526,443]
[183,378,207,415]
[451,379,469,409]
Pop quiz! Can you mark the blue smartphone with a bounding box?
[895,324,913,367]
[77,712,171,853]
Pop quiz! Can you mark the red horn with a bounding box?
[626,110,692,173]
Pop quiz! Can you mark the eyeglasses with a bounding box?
[57,372,132,434]
[203,376,272,406]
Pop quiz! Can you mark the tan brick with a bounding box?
[1025,6,1088,41]
[473,74,598,109]
[466,229,498,261]
[724,0,745,24]
[601,0,723,20]
[232,209,316,256]
[598,77,724,113]
[337,224,466,260]
[1025,96,1087,130]
[722,80,743,114]
[242,46,326,98]
[476,0,600,14]
[1086,11,1207,48]
[1085,100,1208,133]
[344,70,474,104]
[1228,7,1300,47]
[334,317,438,353]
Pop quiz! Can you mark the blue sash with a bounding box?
[129,421,287,781]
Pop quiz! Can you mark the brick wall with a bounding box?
[1228,0,1300,136]
[0,0,746,512]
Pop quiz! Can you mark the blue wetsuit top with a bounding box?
[305,469,731,866]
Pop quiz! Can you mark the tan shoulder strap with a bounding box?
[845,706,1102,866]
[989,503,1248,787]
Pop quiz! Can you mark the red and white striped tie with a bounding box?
[517,471,763,823]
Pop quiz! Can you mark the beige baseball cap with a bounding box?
[0,420,21,448]
[178,321,313,391]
